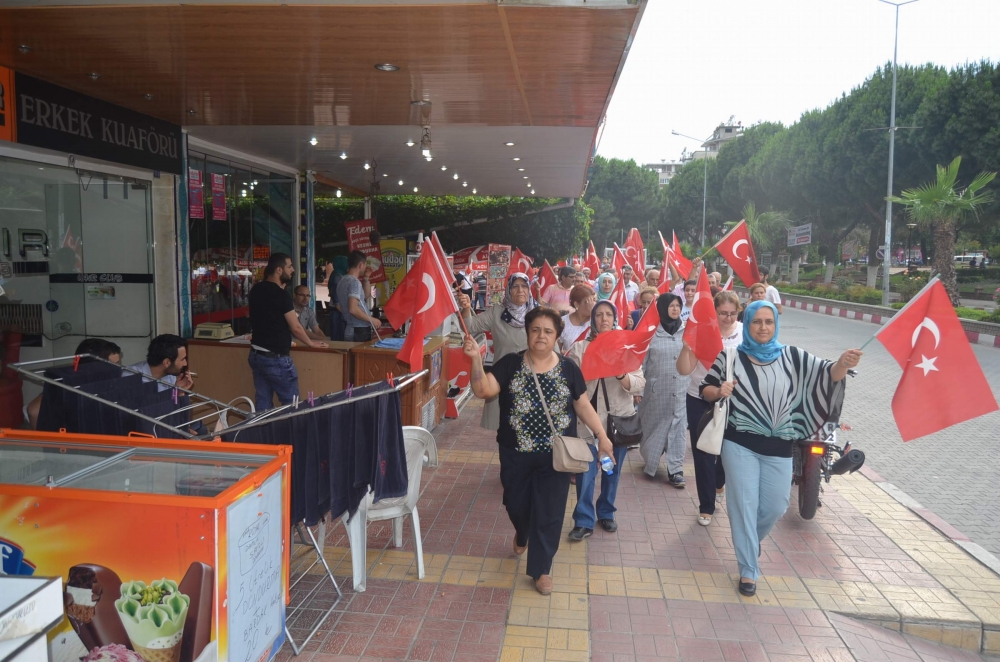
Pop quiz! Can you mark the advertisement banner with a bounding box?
[210,173,226,221]
[376,238,407,305]
[344,219,386,283]
[487,244,511,307]
[189,168,204,219]
[787,223,812,247]
[0,66,15,144]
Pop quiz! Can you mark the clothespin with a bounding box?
[346,383,353,398]
[307,391,315,407]
[172,388,179,405]
[387,372,395,387]
[73,355,81,371]
[292,395,300,409]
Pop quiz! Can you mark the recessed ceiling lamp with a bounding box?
[375,63,399,72]
[527,183,532,187]
[522,176,529,179]
[531,189,535,194]
[241,189,247,197]
[406,140,415,147]
[453,173,459,180]
[398,180,404,185]
[505,142,515,146]
[413,187,419,192]
[472,188,477,194]
[462,182,467,187]
[363,162,370,170]
[87,72,101,81]
[517,168,525,171]
[425,156,433,162]
[17,45,31,54]
[143,93,154,101]
[336,189,342,198]
[339,152,347,160]
[512,157,520,161]
[440,166,447,171]
[309,137,318,146]
[382,173,388,177]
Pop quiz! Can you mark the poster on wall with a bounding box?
[376,238,407,306]
[344,219,386,283]
[189,169,204,219]
[210,174,226,221]
[487,244,511,307]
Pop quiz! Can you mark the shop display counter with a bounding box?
[0,429,292,662]
[186,339,359,408]
[350,336,447,429]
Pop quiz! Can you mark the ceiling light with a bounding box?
[518,168,525,172]
[472,188,477,194]
[425,156,433,162]
[336,189,342,198]
[363,162,370,170]
[531,189,535,194]
[505,142,515,146]
[241,189,247,197]
[88,72,101,81]
[523,176,529,179]
[17,45,31,54]
[413,187,419,193]
[309,137,318,146]
[527,183,532,187]
[143,93,154,101]
[382,173,388,177]
[398,180,404,185]
[453,173,459,180]
[375,63,399,72]
[411,99,431,106]
[512,157,520,161]
[253,180,258,186]
[242,182,248,186]
[406,140,415,147]
[462,182,467,187]
[441,166,447,171]
[339,152,347,160]
[420,127,432,158]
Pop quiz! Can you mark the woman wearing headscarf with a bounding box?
[701,301,862,596]
[595,273,616,301]
[638,293,688,487]
[458,273,534,430]
[566,301,645,539]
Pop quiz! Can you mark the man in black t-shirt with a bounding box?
[247,253,327,411]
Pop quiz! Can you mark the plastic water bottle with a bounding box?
[599,454,614,475]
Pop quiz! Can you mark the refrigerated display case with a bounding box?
[0,429,292,662]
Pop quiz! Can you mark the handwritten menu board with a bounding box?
[227,472,284,662]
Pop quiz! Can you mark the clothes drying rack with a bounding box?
[12,353,256,438]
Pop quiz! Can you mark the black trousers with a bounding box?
[686,395,726,516]
[498,446,571,580]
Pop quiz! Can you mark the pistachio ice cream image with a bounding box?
[114,579,189,662]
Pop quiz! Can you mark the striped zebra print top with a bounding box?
[700,346,843,457]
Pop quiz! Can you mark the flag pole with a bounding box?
[858,276,939,350]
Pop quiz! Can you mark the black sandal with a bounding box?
[738,580,756,597]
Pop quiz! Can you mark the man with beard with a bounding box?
[338,250,381,342]
[126,334,193,390]
[248,252,327,410]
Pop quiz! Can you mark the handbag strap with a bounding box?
[526,353,560,438]
[600,377,611,414]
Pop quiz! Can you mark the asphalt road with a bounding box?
[777,307,1000,556]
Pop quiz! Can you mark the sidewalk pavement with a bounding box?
[279,399,1000,661]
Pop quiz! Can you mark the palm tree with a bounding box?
[727,202,792,252]
[888,157,995,305]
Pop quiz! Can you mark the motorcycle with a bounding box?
[791,369,866,519]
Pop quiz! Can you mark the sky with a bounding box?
[598,0,1000,166]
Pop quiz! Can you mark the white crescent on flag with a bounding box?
[911,317,941,349]
[688,291,706,324]
[418,273,436,314]
[733,239,752,264]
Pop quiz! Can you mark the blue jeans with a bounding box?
[720,439,792,580]
[573,445,629,529]
[247,351,299,412]
[475,292,486,310]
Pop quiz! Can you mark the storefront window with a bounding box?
[0,154,155,369]
[187,152,294,333]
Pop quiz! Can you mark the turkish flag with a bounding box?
[625,228,646,277]
[612,244,630,280]
[508,247,534,278]
[714,220,761,287]
[533,260,557,302]
[683,269,723,369]
[572,255,582,270]
[585,241,602,278]
[393,247,459,373]
[874,279,998,441]
[660,231,692,280]
[581,298,661,380]
[609,271,632,326]
[722,275,734,291]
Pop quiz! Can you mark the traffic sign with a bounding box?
[876,246,886,261]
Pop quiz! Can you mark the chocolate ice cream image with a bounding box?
[65,564,131,651]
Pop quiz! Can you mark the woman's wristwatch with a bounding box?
[616,374,627,380]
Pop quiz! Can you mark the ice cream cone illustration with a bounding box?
[115,579,189,662]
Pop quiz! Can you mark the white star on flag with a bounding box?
[915,354,938,376]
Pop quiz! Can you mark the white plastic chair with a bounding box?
[404,426,438,468]
[342,430,428,591]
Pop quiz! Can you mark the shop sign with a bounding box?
[14,73,182,173]
[787,223,812,247]
[344,219,386,283]
[189,168,204,219]
[0,66,14,144]
[376,238,407,305]
[210,173,226,220]
[49,272,155,284]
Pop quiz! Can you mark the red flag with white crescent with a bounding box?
[625,228,646,277]
[585,241,602,278]
[713,220,761,287]
[581,298,661,381]
[609,271,631,328]
[660,231,692,280]
[508,247,534,279]
[874,278,998,441]
[682,269,724,369]
[612,244,630,280]
[533,260,557,302]
[393,246,459,373]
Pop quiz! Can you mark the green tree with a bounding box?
[888,156,996,304]
[584,156,661,251]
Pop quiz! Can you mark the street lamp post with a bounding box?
[877,0,919,305]
[907,222,917,267]
[672,130,712,248]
